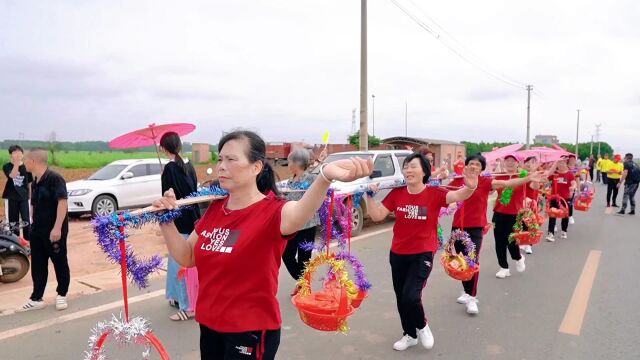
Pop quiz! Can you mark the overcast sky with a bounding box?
[1,0,639,155]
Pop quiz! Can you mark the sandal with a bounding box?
[168,300,180,309]
[170,310,195,321]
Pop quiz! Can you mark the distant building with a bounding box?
[191,143,212,163]
[382,136,466,170]
[534,135,559,145]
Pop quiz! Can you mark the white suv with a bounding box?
[283,150,410,235]
[67,159,169,217]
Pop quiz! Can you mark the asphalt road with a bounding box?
[1,185,638,359]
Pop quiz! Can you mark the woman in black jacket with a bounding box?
[160,132,200,321]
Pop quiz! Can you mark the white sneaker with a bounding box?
[417,325,435,349]
[495,268,511,278]
[393,334,418,351]
[561,231,568,239]
[524,245,533,254]
[466,297,479,315]
[546,233,556,242]
[456,292,472,304]
[569,216,575,224]
[516,256,526,273]
[16,299,45,312]
[55,295,68,311]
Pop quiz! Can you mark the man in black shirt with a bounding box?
[2,145,32,240]
[618,153,639,215]
[16,148,70,312]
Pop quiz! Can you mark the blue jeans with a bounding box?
[622,183,638,211]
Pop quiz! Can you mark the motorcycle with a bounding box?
[0,220,31,283]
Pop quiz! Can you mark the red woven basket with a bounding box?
[512,230,543,245]
[440,254,479,281]
[574,197,592,212]
[546,195,569,218]
[291,256,356,332]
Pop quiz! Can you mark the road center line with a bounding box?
[559,250,602,336]
[0,290,165,342]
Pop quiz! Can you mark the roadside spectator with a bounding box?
[600,154,612,185]
[595,155,603,183]
[588,155,595,182]
[160,132,200,321]
[2,145,32,240]
[606,154,624,207]
[17,149,70,312]
[282,149,319,295]
[617,153,639,215]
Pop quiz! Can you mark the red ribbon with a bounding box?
[117,215,129,322]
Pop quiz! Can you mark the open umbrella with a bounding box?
[517,146,571,163]
[481,143,524,169]
[109,123,196,166]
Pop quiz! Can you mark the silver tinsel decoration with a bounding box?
[84,314,153,360]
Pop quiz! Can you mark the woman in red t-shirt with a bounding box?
[449,154,544,314]
[520,156,544,255]
[154,130,373,360]
[546,157,576,242]
[364,153,478,352]
[492,154,546,279]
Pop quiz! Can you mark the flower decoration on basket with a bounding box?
[440,229,479,281]
[509,208,543,246]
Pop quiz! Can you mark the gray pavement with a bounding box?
[1,185,638,359]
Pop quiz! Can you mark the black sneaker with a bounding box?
[612,204,619,208]
[617,210,625,215]
[630,210,636,215]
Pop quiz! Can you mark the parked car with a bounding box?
[66,159,169,217]
[280,150,411,235]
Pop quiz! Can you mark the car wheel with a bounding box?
[92,195,117,217]
[350,203,364,236]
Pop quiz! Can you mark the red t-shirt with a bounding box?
[454,161,465,175]
[451,176,493,228]
[525,186,540,200]
[550,171,575,200]
[193,193,291,332]
[493,174,526,215]
[382,186,449,254]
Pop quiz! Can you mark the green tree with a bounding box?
[348,132,381,148]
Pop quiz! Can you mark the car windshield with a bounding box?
[88,165,127,180]
[310,153,374,174]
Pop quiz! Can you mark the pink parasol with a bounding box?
[109,123,196,166]
[481,143,524,168]
[517,146,572,163]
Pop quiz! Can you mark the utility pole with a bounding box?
[372,94,376,136]
[351,108,356,133]
[526,85,532,149]
[359,0,368,151]
[575,109,580,158]
[595,124,602,157]
[590,135,594,155]
[405,101,408,136]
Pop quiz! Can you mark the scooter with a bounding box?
[0,220,31,283]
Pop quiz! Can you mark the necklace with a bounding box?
[222,193,263,215]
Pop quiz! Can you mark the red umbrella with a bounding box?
[109,123,196,166]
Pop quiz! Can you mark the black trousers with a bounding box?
[7,198,30,240]
[589,168,594,182]
[452,227,484,297]
[492,212,522,269]
[602,173,608,185]
[548,200,569,234]
[596,170,601,182]
[282,226,315,281]
[199,324,280,360]
[607,178,620,205]
[29,231,70,301]
[622,183,638,211]
[389,251,433,339]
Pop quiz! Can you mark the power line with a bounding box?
[389,0,527,90]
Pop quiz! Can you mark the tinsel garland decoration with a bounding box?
[499,170,528,205]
